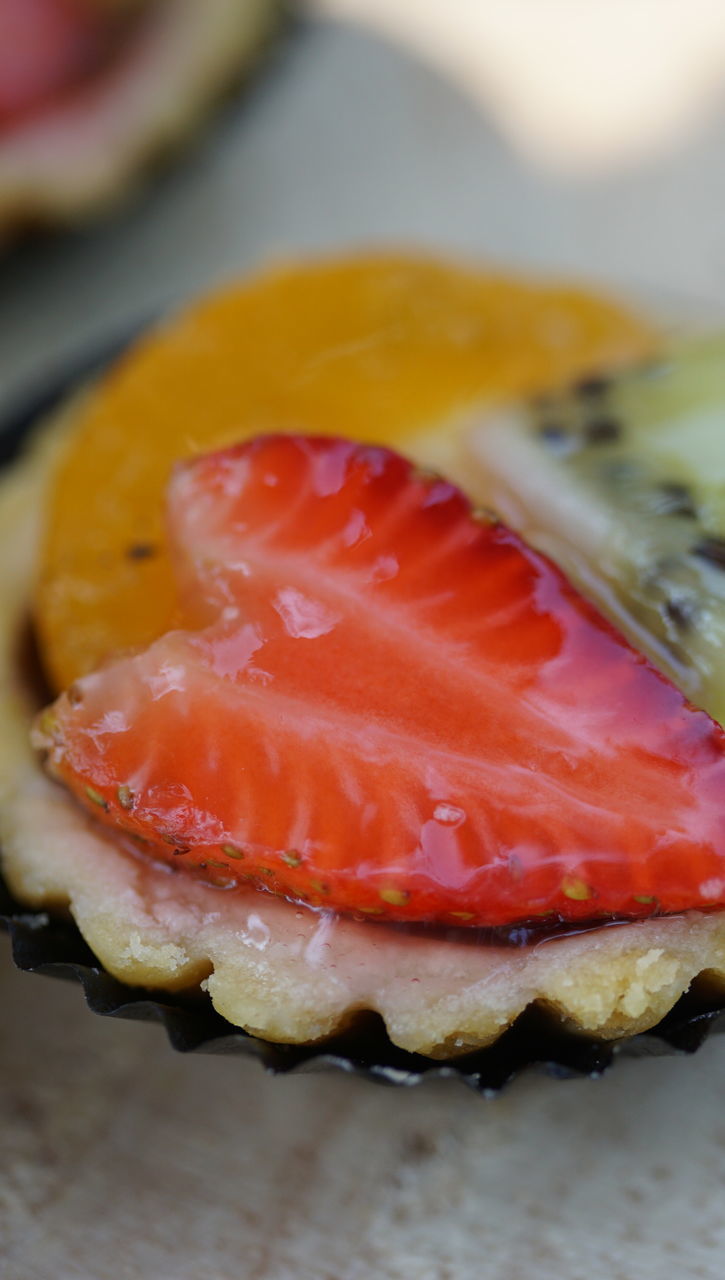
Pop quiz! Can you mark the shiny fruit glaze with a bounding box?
[34,254,655,692]
[36,435,725,930]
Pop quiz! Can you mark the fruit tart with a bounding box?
[6,251,725,1069]
[0,0,282,241]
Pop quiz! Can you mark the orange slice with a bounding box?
[34,252,656,691]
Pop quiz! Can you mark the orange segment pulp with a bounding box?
[34,252,656,691]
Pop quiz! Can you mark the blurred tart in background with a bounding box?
[0,0,282,241]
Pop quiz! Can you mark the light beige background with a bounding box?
[2,19,725,1280]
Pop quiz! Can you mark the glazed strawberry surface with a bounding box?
[37,436,725,929]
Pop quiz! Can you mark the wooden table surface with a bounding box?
[3,18,725,1279]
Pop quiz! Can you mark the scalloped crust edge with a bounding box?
[3,415,725,1059]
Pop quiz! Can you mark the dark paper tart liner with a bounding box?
[5,875,725,1093]
[4,331,725,1095]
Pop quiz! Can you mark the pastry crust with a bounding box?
[3,418,725,1058]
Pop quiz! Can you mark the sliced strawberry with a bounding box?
[35,435,725,929]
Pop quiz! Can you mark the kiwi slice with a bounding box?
[464,335,725,721]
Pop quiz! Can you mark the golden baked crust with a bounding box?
[3,418,725,1057]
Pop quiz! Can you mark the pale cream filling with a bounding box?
[3,420,725,1058]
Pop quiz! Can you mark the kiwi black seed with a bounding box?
[655,482,698,519]
[573,374,610,398]
[692,536,725,570]
[584,418,622,445]
[664,597,700,632]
